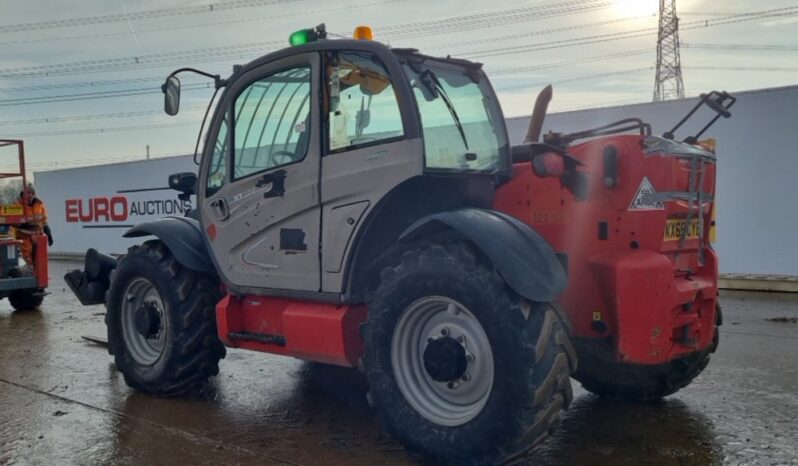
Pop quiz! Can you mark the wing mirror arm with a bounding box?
[161,68,227,116]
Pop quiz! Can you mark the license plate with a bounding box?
[664,218,701,241]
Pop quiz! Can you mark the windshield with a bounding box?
[402,59,509,174]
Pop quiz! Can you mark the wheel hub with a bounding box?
[423,336,468,382]
[391,296,495,427]
[134,301,161,339]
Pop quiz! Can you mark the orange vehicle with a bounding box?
[0,139,49,310]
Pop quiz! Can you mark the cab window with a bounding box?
[403,61,509,173]
[233,66,312,180]
[327,51,403,152]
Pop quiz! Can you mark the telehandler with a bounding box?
[66,24,733,464]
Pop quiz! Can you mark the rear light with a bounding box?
[532,152,565,177]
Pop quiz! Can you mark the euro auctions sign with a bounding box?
[34,155,196,255]
[64,196,191,224]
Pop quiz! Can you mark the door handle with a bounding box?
[256,169,287,198]
[209,197,229,220]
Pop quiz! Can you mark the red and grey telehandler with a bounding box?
[65,25,733,464]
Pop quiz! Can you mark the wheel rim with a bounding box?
[391,296,494,427]
[120,277,167,366]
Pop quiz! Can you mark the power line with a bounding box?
[0,76,168,93]
[497,67,654,93]
[685,65,798,72]
[0,0,302,34]
[426,16,645,51]
[0,0,614,79]
[0,105,206,126]
[683,43,798,51]
[17,61,791,128]
[10,0,787,84]
[0,152,190,170]
[491,49,651,75]
[551,95,652,113]
[0,83,213,107]
[460,6,798,59]
[379,0,614,40]
[0,0,405,47]
[464,27,655,58]
[10,121,198,138]
[0,3,794,127]
[0,41,282,79]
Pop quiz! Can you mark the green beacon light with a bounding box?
[289,29,313,46]
[288,24,327,46]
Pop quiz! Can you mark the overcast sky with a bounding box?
[0,0,796,173]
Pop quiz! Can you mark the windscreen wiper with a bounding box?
[421,69,469,150]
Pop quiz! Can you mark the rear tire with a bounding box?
[575,304,720,402]
[7,267,44,311]
[9,290,44,311]
[106,240,225,396]
[363,242,576,465]
[576,349,711,402]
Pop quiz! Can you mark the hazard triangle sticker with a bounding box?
[628,176,665,211]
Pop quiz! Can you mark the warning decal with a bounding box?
[628,176,665,211]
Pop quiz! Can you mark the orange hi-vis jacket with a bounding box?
[14,198,48,263]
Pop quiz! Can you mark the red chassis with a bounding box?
[495,134,718,366]
[216,134,718,369]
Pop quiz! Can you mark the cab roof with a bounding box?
[234,38,483,83]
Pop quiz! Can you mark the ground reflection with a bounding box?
[532,394,722,466]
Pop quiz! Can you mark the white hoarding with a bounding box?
[34,155,196,255]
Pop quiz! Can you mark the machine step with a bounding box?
[228,331,286,347]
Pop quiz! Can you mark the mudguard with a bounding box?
[124,216,213,273]
[400,208,567,303]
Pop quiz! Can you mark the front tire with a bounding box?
[106,240,225,396]
[363,242,576,465]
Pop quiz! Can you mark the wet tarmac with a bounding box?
[1,260,796,465]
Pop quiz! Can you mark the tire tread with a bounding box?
[363,241,576,465]
[106,240,225,396]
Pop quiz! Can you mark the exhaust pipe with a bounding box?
[524,85,553,143]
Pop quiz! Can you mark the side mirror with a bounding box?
[168,172,196,201]
[162,76,181,116]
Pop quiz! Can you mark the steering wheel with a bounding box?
[268,150,298,167]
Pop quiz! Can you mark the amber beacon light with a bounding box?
[353,25,373,40]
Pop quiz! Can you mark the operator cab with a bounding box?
[161,25,512,299]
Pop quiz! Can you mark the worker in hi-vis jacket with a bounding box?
[15,184,53,265]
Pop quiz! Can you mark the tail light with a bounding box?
[532,152,565,178]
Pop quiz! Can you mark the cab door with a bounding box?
[198,53,321,292]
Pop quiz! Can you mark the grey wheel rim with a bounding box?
[120,277,167,366]
[391,296,494,427]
